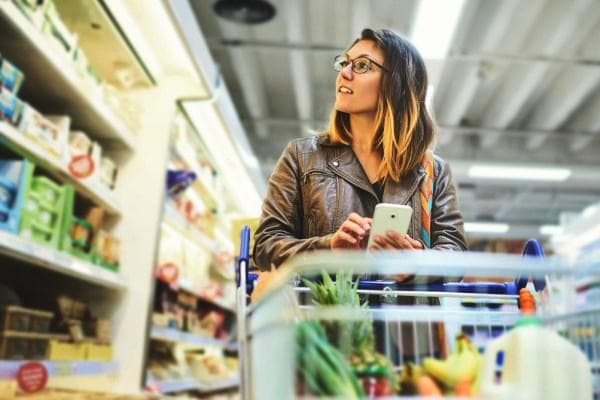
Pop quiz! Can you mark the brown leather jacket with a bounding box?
[253,134,467,270]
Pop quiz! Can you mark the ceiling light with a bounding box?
[410,0,466,59]
[468,165,571,181]
[464,222,510,234]
[539,225,563,236]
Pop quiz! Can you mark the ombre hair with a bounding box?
[328,28,435,182]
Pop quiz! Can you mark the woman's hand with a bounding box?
[330,212,372,250]
[369,231,424,282]
[370,231,424,251]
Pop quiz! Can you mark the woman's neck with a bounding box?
[349,112,377,154]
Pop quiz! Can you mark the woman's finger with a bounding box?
[347,212,371,231]
[336,230,358,245]
[374,235,395,250]
[341,220,367,238]
[386,231,414,249]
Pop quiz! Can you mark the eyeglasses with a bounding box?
[334,55,388,74]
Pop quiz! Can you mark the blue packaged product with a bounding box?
[0,86,24,125]
[0,57,25,95]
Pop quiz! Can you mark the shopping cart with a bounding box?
[235,227,595,399]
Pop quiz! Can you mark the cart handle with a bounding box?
[236,225,251,289]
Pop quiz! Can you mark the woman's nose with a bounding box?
[341,63,353,80]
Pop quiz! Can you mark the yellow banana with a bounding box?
[398,362,423,395]
[423,334,482,389]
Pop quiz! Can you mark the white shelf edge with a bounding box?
[0,1,136,149]
[150,325,231,347]
[196,375,239,393]
[177,279,236,313]
[162,202,218,251]
[0,360,118,380]
[0,121,121,215]
[147,375,239,395]
[0,229,126,290]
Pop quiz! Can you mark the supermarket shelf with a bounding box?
[0,1,135,149]
[148,377,199,394]
[148,375,239,395]
[0,122,120,215]
[0,360,117,381]
[162,202,218,252]
[150,325,231,347]
[0,229,125,290]
[172,142,219,209]
[197,375,239,393]
[178,279,236,313]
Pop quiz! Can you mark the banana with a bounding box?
[398,362,423,395]
[422,334,482,389]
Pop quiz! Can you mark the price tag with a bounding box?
[16,362,48,394]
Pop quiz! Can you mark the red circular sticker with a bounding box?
[157,262,179,284]
[68,155,95,179]
[16,362,48,393]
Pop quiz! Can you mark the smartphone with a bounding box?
[367,203,413,249]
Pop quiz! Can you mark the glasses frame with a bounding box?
[334,55,388,74]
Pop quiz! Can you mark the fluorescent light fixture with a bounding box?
[464,222,510,234]
[539,225,563,236]
[468,165,571,181]
[411,0,466,59]
[104,0,201,83]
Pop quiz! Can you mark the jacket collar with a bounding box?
[322,137,426,204]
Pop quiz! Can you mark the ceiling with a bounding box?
[184,0,600,239]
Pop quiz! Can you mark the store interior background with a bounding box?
[0,0,599,398]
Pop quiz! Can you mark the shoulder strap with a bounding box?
[419,150,435,248]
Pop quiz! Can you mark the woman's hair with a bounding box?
[328,28,435,181]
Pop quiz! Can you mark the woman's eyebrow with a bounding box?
[347,53,382,63]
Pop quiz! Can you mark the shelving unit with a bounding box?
[147,375,239,395]
[150,325,230,347]
[0,360,118,380]
[0,229,125,290]
[0,121,120,215]
[0,1,135,149]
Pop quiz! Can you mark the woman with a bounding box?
[253,28,467,274]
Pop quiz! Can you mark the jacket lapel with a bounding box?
[325,145,378,201]
[383,165,426,205]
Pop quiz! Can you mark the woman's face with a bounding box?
[335,40,385,116]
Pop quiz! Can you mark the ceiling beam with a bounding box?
[217,23,270,138]
[480,0,599,147]
[436,0,521,143]
[284,0,312,135]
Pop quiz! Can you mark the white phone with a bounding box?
[367,203,413,249]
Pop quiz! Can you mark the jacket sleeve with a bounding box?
[430,157,467,251]
[253,141,332,270]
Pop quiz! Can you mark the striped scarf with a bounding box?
[419,150,434,248]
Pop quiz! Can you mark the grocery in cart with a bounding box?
[236,226,597,399]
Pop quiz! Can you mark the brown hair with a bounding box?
[328,28,435,181]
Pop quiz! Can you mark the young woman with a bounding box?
[253,28,467,274]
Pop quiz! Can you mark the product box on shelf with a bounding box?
[67,130,101,182]
[91,229,120,271]
[0,158,33,234]
[0,306,53,333]
[99,157,118,190]
[40,0,78,57]
[12,0,47,29]
[19,174,71,249]
[0,56,25,95]
[18,105,68,160]
[0,333,50,360]
[0,86,24,126]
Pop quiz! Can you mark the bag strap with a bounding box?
[419,150,435,248]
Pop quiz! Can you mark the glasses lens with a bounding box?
[353,58,371,74]
[334,55,348,72]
